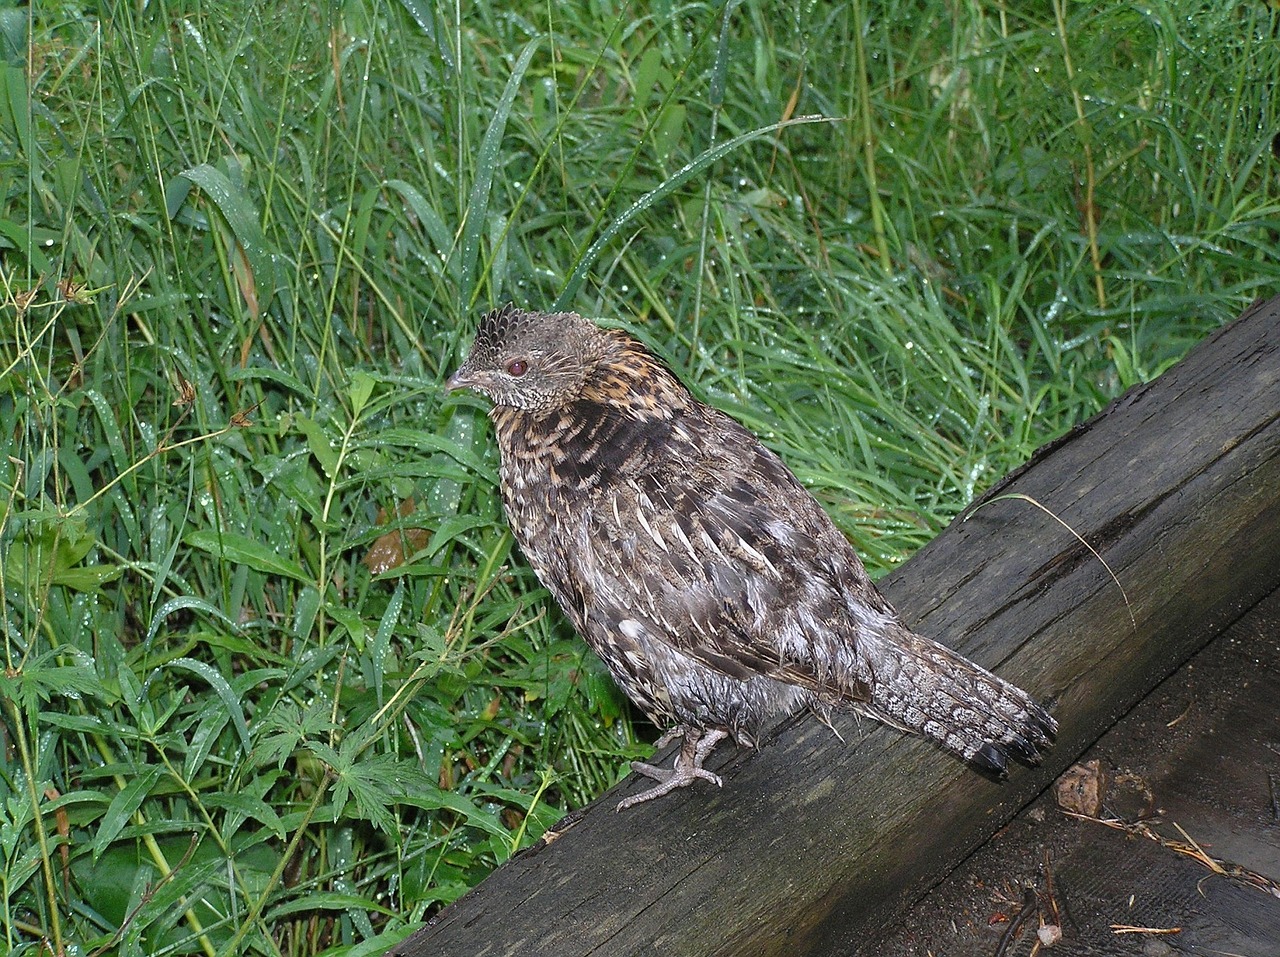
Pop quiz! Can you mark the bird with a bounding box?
[446,305,1056,810]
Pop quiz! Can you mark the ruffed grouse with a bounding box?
[447,306,1055,810]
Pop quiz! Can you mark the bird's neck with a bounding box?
[490,343,692,488]
[577,339,686,415]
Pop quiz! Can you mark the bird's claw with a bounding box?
[615,728,728,811]
[630,760,723,787]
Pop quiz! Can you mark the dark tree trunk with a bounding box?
[390,296,1280,957]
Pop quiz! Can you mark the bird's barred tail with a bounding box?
[863,625,1056,775]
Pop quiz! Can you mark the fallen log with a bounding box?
[391,295,1280,957]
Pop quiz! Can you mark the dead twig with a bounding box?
[1062,811,1280,899]
[993,885,1039,957]
[1110,924,1181,935]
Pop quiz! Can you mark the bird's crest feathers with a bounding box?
[450,305,680,416]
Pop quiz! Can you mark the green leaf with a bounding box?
[418,515,490,559]
[176,161,276,312]
[1,512,117,594]
[396,0,451,67]
[183,707,231,782]
[0,215,52,273]
[250,699,335,771]
[652,103,686,161]
[348,370,376,417]
[0,63,30,156]
[0,9,28,64]
[396,787,510,839]
[54,564,124,591]
[84,388,130,479]
[358,427,497,482]
[165,657,252,756]
[326,923,425,957]
[326,603,367,651]
[4,651,101,719]
[293,414,340,478]
[225,364,311,396]
[632,46,666,106]
[369,582,404,705]
[38,712,116,735]
[265,892,396,921]
[282,645,343,694]
[146,595,242,645]
[185,529,308,582]
[383,178,453,263]
[203,792,286,839]
[292,584,322,641]
[259,453,328,527]
[91,764,164,861]
[19,652,103,704]
[458,38,539,307]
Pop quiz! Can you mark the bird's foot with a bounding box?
[616,728,729,811]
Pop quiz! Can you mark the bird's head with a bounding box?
[446,306,607,414]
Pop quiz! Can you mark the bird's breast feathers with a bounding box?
[493,396,884,706]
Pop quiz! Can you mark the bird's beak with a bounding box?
[445,368,489,393]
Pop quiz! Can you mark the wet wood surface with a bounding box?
[389,296,1280,957]
[879,585,1280,955]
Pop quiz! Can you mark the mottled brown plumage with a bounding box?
[447,306,1055,809]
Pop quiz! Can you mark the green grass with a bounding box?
[2,0,1277,953]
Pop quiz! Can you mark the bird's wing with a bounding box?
[576,409,886,701]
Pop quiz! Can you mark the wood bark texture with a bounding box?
[389,295,1280,957]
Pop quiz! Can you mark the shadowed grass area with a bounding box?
[2,0,1277,952]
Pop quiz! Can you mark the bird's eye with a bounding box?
[505,359,528,377]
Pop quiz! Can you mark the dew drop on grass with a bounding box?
[963,460,986,502]
[182,19,207,51]
[1044,295,1066,326]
